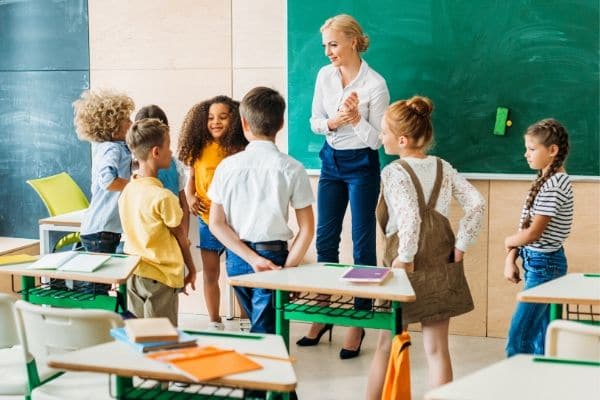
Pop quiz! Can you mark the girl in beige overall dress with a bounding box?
[366,96,485,399]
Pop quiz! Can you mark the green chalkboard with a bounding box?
[0,0,90,238]
[288,0,599,176]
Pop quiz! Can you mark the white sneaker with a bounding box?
[207,321,225,331]
[239,318,251,332]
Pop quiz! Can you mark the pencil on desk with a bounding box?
[244,352,296,363]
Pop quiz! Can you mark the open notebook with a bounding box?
[27,250,112,272]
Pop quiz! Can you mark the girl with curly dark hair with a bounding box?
[178,95,247,330]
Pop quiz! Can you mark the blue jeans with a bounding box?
[198,218,225,254]
[317,142,380,310]
[74,231,122,294]
[506,247,568,357]
[226,242,288,334]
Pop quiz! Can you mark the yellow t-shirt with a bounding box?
[118,176,184,288]
[193,142,226,223]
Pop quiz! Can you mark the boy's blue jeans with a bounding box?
[316,142,380,310]
[226,241,288,334]
[506,247,568,357]
[74,231,121,294]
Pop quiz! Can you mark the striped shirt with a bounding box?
[520,173,574,252]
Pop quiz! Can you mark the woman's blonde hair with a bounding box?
[385,95,434,150]
[321,14,370,52]
[73,89,134,142]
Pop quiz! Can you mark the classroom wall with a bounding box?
[87,0,599,337]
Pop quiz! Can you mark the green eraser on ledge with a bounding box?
[494,107,509,135]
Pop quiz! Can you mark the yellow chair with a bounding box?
[26,172,89,251]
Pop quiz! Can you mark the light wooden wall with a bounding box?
[88,0,600,336]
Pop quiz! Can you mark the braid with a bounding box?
[521,118,570,229]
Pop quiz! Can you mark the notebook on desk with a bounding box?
[27,250,111,272]
[340,266,392,284]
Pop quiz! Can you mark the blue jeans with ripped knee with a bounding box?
[506,247,567,357]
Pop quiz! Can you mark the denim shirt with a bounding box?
[81,141,132,235]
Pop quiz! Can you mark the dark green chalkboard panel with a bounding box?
[0,0,89,71]
[0,0,90,238]
[288,0,599,175]
[0,71,91,238]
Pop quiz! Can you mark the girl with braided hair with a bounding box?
[504,118,573,357]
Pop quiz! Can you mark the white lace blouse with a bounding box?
[381,156,486,262]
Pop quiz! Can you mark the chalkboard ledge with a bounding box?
[305,170,599,182]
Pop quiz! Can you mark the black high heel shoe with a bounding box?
[339,329,365,360]
[296,323,333,346]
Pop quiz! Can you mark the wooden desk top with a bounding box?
[517,273,600,306]
[48,331,297,392]
[228,263,416,302]
[425,355,600,400]
[0,255,140,284]
[38,209,85,227]
[0,237,39,256]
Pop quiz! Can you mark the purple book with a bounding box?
[340,266,392,284]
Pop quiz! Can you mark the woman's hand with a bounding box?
[327,92,361,130]
[391,257,414,273]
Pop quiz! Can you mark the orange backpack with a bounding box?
[381,331,411,400]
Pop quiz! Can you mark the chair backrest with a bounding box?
[14,301,123,369]
[26,172,89,216]
[0,294,19,348]
[545,319,600,361]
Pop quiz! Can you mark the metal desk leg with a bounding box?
[39,224,52,256]
[550,303,563,321]
[391,301,403,335]
[117,283,128,312]
[226,281,235,320]
[21,276,35,302]
[275,290,290,351]
[115,376,133,399]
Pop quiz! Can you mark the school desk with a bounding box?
[424,354,600,400]
[0,237,40,294]
[38,209,85,255]
[0,254,139,311]
[47,330,297,399]
[517,273,600,321]
[228,263,416,349]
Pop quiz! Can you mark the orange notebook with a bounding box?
[147,346,262,381]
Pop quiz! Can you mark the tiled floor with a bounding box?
[179,313,507,400]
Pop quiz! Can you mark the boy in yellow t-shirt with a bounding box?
[119,118,197,326]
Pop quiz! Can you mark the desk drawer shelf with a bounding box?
[20,280,120,311]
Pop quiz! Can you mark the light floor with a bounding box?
[179,313,507,400]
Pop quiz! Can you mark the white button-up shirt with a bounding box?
[310,60,390,150]
[207,140,315,242]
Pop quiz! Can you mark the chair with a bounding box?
[26,172,89,251]
[14,301,123,400]
[0,294,28,396]
[545,319,600,362]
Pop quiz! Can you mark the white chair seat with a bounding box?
[31,372,114,400]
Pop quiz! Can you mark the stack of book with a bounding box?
[339,265,393,284]
[110,318,198,353]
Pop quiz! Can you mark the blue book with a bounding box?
[110,327,198,353]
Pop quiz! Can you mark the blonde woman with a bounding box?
[296,14,390,360]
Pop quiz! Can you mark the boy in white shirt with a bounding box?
[208,87,315,333]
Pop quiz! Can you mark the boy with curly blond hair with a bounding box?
[72,89,134,293]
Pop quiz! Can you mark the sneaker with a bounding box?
[207,321,225,331]
[239,318,251,332]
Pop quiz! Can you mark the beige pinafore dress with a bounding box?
[376,158,474,324]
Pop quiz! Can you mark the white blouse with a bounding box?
[310,60,390,150]
[381,156,486,262]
